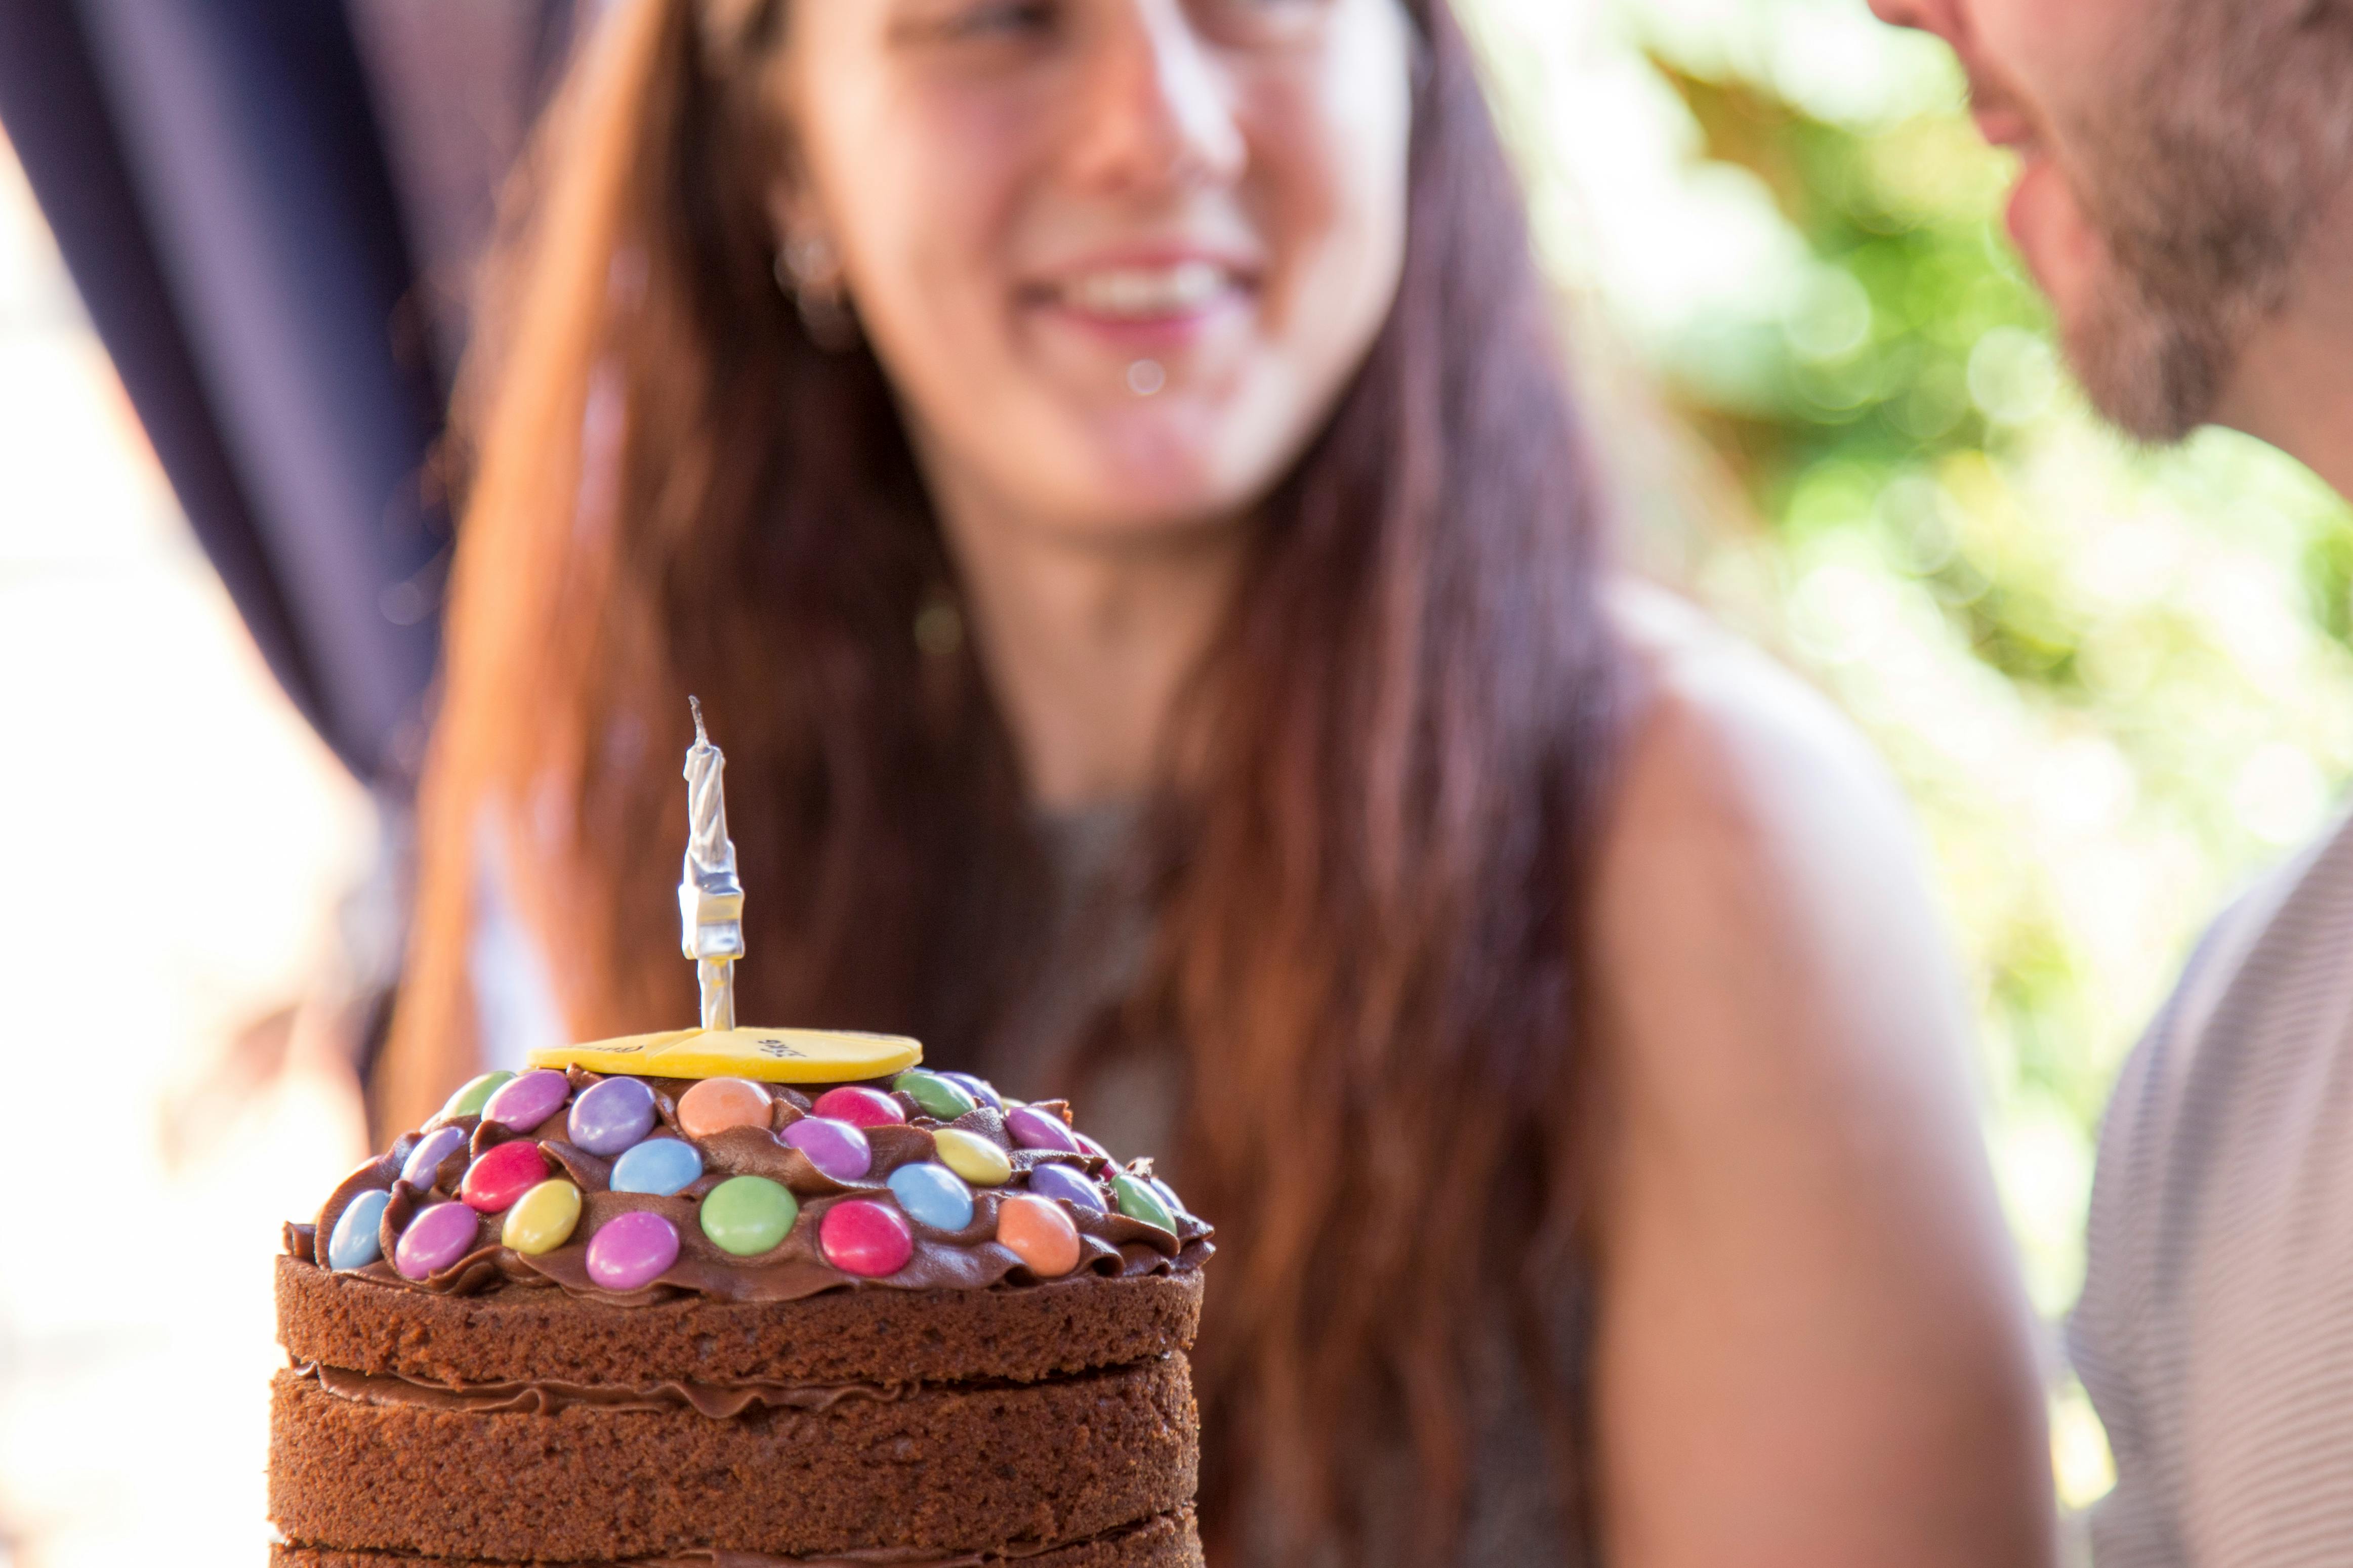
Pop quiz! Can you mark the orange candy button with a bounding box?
[677,1077,771,1140]
[996,1194,1082,1279]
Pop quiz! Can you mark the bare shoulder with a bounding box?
[1584,582,2053,1565]
[1600,578,1918,896]
[1592,579,1951,1033]
[1588,577,1990,1262]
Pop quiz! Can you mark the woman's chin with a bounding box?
[1039,414,1277,536]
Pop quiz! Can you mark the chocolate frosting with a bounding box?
[297,1071,1212,1306]
[288,1360,923,1419]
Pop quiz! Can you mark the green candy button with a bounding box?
[443,1071,515,1121]
[892,1069,977,1122]
[1111,1172,1176,1233]
[699,1175,800,1256]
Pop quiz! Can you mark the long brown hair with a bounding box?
[388,0,1622,1558]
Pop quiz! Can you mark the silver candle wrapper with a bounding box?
[679,697,744,1031]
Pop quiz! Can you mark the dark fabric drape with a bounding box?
[0,0,447,786]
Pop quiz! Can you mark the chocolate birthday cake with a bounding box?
[269,1033,1213,1568]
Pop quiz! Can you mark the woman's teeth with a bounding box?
[1058,261,1229,319]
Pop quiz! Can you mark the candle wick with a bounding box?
[689,694,708,749]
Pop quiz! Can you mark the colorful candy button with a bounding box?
[568,1076,658,1155]
[1110,1172,1176,1232]
[481,1069,570,1131]
[996,1194,1082,1278]
[939,1072,1004,1111]
[1028,1162,1108,1213]
[610,1137,703,1197]
[441,1070,514,1121]
[892,1070,977,1121]
[887,1162,974,1231]
[400,1124,469,1191]
[931,1128,1013,1187]
[811,1085,906,1129]
[586,1211,680,1291]
[460,1139,551,1213]
[699,1175,799,1256]
[531,1026,921,1085]
[1148,1175,1189,1220]
[819,1199,913,1277]
[781,1116,873,1181]
[677,1076,771,1140]
[327,1189,391,1270]
[1006,1105,1082,1154]
[501,1179,583,1255]
[395,1201,481,1280]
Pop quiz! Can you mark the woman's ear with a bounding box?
[765,184,844,296]
[765,183,859,351]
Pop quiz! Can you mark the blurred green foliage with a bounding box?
[1465,0,2353,1326]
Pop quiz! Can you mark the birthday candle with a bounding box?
[678,697,745,1030]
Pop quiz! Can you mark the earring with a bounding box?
[775,232,858,353]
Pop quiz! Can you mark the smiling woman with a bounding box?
[384,1,2056,1564]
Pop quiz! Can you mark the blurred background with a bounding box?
[5,0,2349,1561]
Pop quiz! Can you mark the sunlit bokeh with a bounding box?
[1465,0,2353,1529]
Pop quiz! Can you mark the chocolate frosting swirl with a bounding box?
[296,1071,1212,1306]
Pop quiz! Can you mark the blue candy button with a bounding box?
[328,1189,392,1270]
[610,1137,704,1197]
[887,1161,975,1231]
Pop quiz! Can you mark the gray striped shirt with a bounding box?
[2073,808,2353,1563]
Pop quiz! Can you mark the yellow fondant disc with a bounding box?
[530,1026,922,1084]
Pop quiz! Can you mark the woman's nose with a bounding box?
[1064,0,1247,196]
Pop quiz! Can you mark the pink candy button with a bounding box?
[780,1116,873,1181]
[586,1211,681,1291]
[395,1201,482,1280]
[810,1086,906,1129]
[1005,1105,1081,1154]
[480,1069,570,1132]
[460,1138,551,1213]
[819,1199,913,1277]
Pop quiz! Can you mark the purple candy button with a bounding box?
[400,1124,469,1191]
[568,1076,657,1156]
[481,1069,570,1131]
[1028,1161,1108,1213]
[780,1116,873,1181]
[1005,1105,1082,1154]
[940,1072,1004,1111]
[586,1211,680,1291]
[395,1201,482,1280]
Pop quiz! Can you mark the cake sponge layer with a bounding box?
[277,1256,1203,1387]
[270,1506,1203,1567]
[269,1357,1196,1562]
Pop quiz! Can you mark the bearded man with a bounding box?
[1870,0,2353,1561]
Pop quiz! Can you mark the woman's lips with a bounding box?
[1022,259,1256,352]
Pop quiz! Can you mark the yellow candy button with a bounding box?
[502,1178,583,1255]
[932,1127,1013,1187]
[530,1026,921,1085]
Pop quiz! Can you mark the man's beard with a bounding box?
[2057,0,2353,442]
